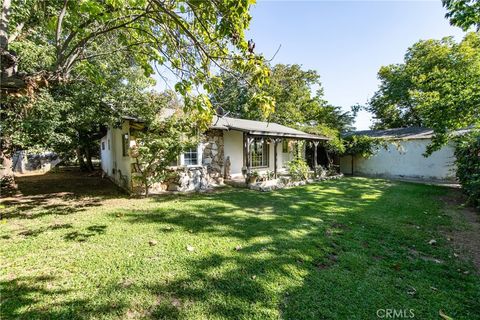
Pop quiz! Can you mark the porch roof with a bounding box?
[211,116,329,140]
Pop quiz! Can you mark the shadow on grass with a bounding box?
[113,179,399,318]
[18,223,73,238]
[3,177,479,319]
[1,168,126,220]
[121,179,478,319]
[0,275,130,320]
[64,225,107,242]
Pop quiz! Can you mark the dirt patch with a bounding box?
[440,190,480,272]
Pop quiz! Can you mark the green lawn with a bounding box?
[1,175,479,319]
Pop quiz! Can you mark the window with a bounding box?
[101,141,105,150]
[282,139,289,153]
[250,138,269,167]
[183,147,198,166]
[107,139,111,150]
[122,134,129,156]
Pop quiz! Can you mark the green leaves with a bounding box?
[367,32,480,154]
[286,158,310,181]
[454,131,480,208]
[132,112,200,195]
[211,63,352,133]
[343,135,384,158]
[443,0,480,31]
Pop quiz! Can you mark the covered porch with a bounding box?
[211,115,329,181]
[241,132,329,179]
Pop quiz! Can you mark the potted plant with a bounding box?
[247,170,260,184]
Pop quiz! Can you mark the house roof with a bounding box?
[211,116,328,140]
[344,127,470,140]
[122,110,328,140]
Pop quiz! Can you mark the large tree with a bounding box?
[366,32,480,153]
[211,63,354,132]
[2,0,266,87]
[1,0,271,176]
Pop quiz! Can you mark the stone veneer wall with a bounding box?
[148,129,225,193]
[202,129,224,183]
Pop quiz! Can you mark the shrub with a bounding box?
[315,165,327,178]
[343,135,384,158]
[265,170,275,180]
[454,131,480,209]
[286,158,310,181]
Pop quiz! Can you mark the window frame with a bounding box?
[182,147,199,166]
[249,138,269,168]
[178,144,202,167]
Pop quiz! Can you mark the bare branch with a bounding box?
[56,0,68,48]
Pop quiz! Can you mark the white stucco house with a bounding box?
[100,114,329,192]
[339,127,464,182]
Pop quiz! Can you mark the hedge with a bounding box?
[455,131,480,209]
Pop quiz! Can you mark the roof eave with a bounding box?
[244,129,329,140]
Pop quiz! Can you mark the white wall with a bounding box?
[100,130,113,175]
[340,139,456,181]
[100,121,134,189]
[223,130,244,177]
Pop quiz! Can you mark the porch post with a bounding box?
[243,133,253,183]
[273,138,279,179]
[246,135,252,170]
[243,132,247,168]
[313,140,319,177]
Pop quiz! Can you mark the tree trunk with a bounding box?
[84,147,94,171]
[1,153,14,179]
[0,145,17,193]
[144,181,149,197]
[76,147,87,171]
[0,0,11,51]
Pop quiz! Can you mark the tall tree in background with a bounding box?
[366,32,480,154]
[211,64,354,132]
[1,0,271,176]
[443,0,480,31]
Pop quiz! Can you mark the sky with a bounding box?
[245,0,466,129]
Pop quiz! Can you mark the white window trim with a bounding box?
[179,144,203,167]
[250,138,269,168]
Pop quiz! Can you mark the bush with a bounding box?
[286,158,310,181]
[265,170,275,180]
[455,132,480,209]
[343,135,384,158]
[315,165,327,178]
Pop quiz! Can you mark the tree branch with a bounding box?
[0,0,11,50]
[58,12,148,76]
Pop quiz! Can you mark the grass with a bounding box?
[1,173,480,319]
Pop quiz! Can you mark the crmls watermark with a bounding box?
[376,309,415,318]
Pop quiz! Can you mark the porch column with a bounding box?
[313,140,319,177]
[273,138,281,179]
[246,135,253,170]
[243,133,253,183]
[243,132,247,169]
